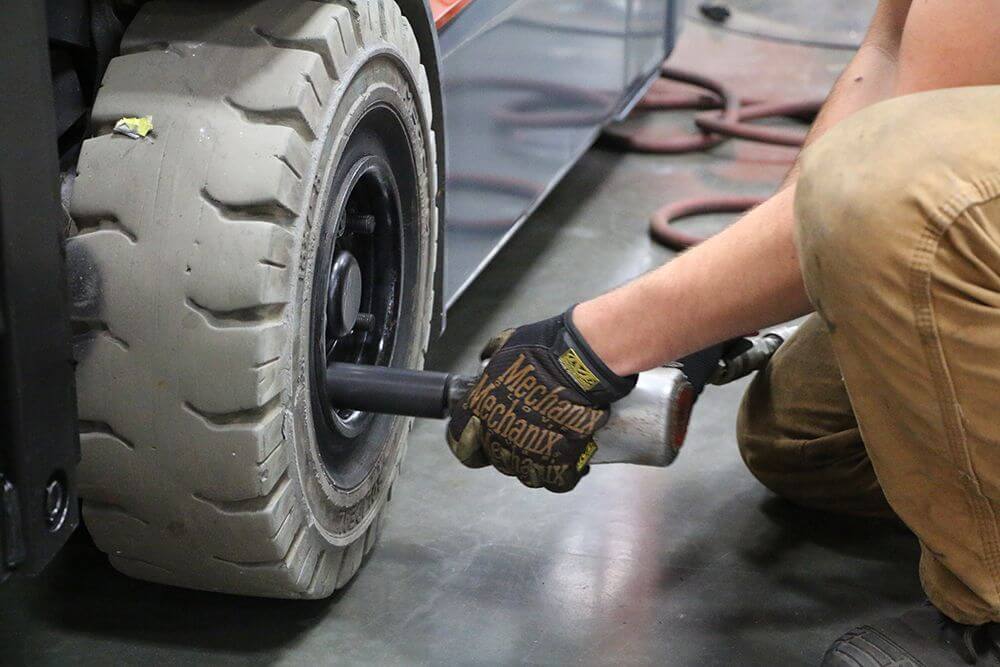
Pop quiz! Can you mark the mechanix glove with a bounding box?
[446,308,637,492]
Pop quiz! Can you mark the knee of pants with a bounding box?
[734,369,832,492]
[793,86,1000,322]
[736,378,891,517]
[736,373,795,488]
[734,356,843,494]
[735,371,828,508]
[734,316,894,517]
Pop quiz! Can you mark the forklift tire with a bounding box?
[66,0,436,598]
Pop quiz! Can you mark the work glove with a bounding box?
[446,307,637,492]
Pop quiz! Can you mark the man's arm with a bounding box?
[576,0,1000,376]
[446,1,1000,491]
[779,0,909,186]
[572,1,914,375]
[895,0,1000,95]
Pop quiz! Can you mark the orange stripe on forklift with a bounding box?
[431,0,474,28]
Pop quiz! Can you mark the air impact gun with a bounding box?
[325,326,797,467]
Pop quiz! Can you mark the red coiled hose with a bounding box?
[604,65,822,250]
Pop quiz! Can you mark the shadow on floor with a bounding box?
[12,528,343,654]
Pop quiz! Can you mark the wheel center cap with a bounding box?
[327,250,362,338]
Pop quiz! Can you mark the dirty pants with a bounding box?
[736,86,1000,624]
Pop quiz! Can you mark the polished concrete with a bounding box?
[1,3,924,664]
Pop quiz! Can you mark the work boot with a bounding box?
[821,602,1000,665]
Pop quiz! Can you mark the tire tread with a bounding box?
[69,0,435,598]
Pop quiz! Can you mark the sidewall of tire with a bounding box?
[292,53,433,545]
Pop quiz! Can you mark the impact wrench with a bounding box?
[325,325,798,468]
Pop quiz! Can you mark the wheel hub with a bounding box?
[312,141,406,449]
[321,160,399,374]
[326,250,363,339]
[308,102,418,488]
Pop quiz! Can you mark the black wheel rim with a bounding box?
[310,103,417,487]
[325,156,400,437]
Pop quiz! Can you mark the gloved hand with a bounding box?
[446,307,637,492]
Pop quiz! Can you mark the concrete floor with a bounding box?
[1,3,925,664]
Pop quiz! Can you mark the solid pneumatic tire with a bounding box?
[67,0,436,597]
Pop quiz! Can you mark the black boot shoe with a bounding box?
[822,603,1000,666]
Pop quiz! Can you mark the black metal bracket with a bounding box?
[0,0,80,583]
[1,475,26,572]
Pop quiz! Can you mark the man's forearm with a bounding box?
[574,188,806,375]
[572,3,908,376]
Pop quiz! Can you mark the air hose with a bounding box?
[603,65,822,250]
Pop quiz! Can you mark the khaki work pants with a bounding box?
[737,86,1000,625]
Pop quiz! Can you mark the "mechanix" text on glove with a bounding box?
[446,308,636,492]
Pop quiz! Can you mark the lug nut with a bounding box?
[346,213,376,234]
[354,312,375,331]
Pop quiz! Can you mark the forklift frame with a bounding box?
[0,0,81,583]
